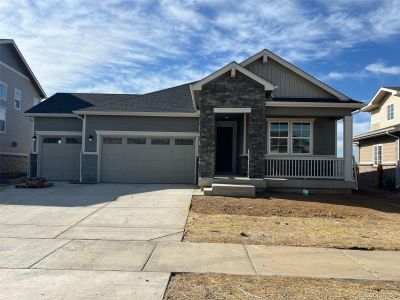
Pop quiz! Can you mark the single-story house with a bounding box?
[25,49,364,193]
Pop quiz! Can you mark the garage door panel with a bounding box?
[100,136,195,183]
[40,137,81,181]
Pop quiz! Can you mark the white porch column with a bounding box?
[343,115,353,181]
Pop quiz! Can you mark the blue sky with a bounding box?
[1,0,399,153]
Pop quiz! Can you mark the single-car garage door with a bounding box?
[40,136,81,180]
[100,136,195,183]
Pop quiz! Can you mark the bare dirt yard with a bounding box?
[184,191,400,250]
[165,274,400,300]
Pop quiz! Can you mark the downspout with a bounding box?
[385,130,400,188]
[75,114,84,183]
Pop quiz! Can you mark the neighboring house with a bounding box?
[25,49,364,193]
[0,39,46,179]
[354,87,400,189]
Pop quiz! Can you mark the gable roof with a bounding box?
[0,39,46,98]
[190,61,275,108]
[240,49,350,101]
[191,61,275,92]
[361,87,400,112]
[25,93,134,115]
[75,83,198,115]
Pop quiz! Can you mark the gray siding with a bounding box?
[313,118,336,155]
[0,63,41,156]
[34,117,82,132]
[245,58,335,99]
[0,44,29,77]
[85,115,199,152]
[265,107,352,118]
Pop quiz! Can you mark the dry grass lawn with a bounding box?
[165,274,400,300]
[184,191,400,250]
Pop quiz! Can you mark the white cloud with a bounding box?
[365,62,400,75]
[1,0,400,95]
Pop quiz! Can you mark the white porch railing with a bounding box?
[265,156,345,179]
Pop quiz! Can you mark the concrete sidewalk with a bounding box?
[143,243,400,281]
[4,238,397,282]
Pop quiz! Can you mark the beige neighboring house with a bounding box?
[0,39,46,180]
[354,87,400,188]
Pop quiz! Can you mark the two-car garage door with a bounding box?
[100,136,196,184]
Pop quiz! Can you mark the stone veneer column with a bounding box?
[248,107,266,178]
[198,108,215,178]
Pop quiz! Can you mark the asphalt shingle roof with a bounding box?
[77,82,197,113]
[25,93,138,114]
[25,83,197,114]
[384,86,400,92]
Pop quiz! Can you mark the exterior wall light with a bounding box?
[32,135,37,141]
[88,135,94,142]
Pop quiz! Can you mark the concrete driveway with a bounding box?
[0,182,194,299]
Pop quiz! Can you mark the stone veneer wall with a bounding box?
[0,154,28,177]
[238,155,248,176]
[198,71,266,178]
[29,153,37,177]
[81,154,98,182]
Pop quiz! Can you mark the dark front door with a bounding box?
[216,127,233,173]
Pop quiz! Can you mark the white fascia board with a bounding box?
[35,131,82,136]
[73,111,200,117]
[95,130,199,137]
[361,87,399,112]
[191,61,275,91]
[25,113,78,118]
[214,108,251,113]
[240,49,350,100]
[265,101,365,109]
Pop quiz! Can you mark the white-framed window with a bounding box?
[387,104,394,121]
[0,106,6,132]
[373,144,382,165]
[268,119,313,155]
[14,88,21,110]
[269,122,289,154]
[292,122,311,154]
[0,82,7,101]
[33,97,40,106]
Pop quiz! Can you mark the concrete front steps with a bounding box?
[204,183,256,198]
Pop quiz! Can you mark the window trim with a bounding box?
[373,144,383,166]
[0,81,7,101]
[387,103,394,121]
[268,121,289,154]
[266,119,314,156]
[0,106,6,133]
[14,88,21,110]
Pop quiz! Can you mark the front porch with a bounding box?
[198,113,355,194]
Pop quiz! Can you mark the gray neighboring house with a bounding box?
[25,49,364,193]
[0,39,46,179]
